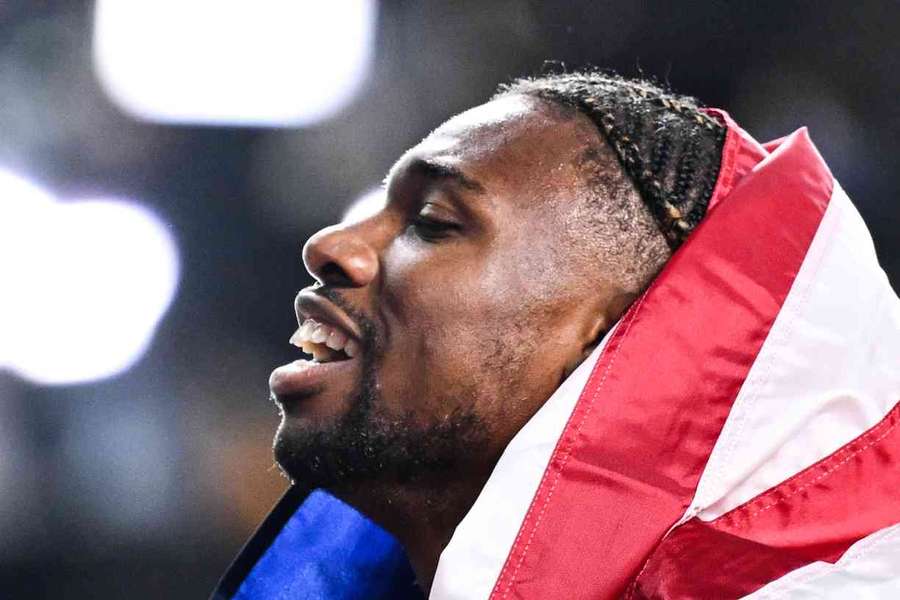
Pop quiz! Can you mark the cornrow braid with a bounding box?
[496,71,726,248]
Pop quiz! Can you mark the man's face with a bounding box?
[270,95,629,492]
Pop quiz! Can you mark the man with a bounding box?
[215,72,900,599]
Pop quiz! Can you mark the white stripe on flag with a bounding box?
[686,182,900,522]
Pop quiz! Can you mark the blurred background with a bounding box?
[0,1,897,597]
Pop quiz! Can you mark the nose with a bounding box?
[302,223,379,287]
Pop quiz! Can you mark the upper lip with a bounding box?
[294,289,363,342]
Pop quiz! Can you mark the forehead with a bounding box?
[388,94,601,197]
[420,95,547,162]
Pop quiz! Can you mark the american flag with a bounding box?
[215,112,900,600]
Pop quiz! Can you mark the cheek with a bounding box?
[376,240,550,423]
[378,243,492,411]
[382,238,542,349]
[381,240,483,326]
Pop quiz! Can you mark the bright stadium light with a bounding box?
[342,186,386,224]
[0,169,180,385]
[92,0,376,127]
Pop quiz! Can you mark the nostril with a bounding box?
[303,224,379,287]
[319,262,355,287]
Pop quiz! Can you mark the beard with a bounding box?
[273,348,488,493]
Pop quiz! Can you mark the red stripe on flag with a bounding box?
[490,128,834,600]
[630,400,900,599]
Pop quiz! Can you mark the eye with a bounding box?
[408,215,460,242]
[406,204,461,242]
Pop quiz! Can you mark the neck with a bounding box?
[337,472,490,593]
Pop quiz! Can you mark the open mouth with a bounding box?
[269,290,364,402]
[290,318,359,363]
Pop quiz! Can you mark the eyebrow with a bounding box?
[404,157,485,193]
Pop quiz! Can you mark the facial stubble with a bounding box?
[273,323,489,494]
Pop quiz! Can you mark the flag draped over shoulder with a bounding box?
[213,112,900,600]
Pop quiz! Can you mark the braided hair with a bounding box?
[496,71,726,250]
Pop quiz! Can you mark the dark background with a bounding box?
[0,1,897,598]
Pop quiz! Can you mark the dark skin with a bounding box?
[274,94,656,591]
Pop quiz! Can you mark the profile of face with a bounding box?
[270,94,648,500]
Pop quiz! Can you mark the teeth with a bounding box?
[299,320,315,339]
[289,318,359,362]
[325,329,347,350]
[311,324,328,343]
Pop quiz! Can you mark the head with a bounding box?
[270,71,725,501]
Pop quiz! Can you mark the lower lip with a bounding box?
[269,358,357,399]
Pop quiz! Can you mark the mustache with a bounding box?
[312,287,380,353]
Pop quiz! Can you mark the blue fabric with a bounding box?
[232,490,423,600]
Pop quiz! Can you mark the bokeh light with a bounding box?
[92,0,377,127]
[343,186,386,224]
[0,169,180,385]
